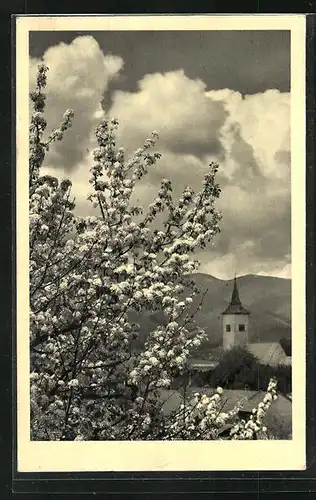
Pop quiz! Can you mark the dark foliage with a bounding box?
[206,346,291,393]
[209,346,258,389]
[254,363,292,394]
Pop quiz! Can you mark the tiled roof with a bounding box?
[158,387,292,427]
[157,388,184,415]
[248,342,288,367]
[187,387,259,412]
[187,342,290,371]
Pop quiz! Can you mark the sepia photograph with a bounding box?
[16,15,306,471]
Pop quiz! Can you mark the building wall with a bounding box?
[222,313,249,350]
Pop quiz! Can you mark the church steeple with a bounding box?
[231,276,241,305]
[222,276,250,316]
[221,275,250,350]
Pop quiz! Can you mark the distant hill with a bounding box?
[131,273,291,353]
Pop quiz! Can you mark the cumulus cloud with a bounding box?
[107,75,291,279]
[207,88,290,183]
[30,35,291,279]
[204,88,291,278]
[109,70,227,158]
[29,36,124,170]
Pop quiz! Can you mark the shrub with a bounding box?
[209,346,258,389]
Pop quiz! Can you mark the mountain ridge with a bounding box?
[190,272,291,349]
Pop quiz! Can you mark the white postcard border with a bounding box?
[16,14,306,472]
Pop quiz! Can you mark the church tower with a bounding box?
[222,277,250,350]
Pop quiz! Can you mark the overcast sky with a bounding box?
[29,30,291,280]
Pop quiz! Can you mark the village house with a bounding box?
[188,276,292,374]
[167,276,292,434]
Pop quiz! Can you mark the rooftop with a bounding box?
[188,359,219,371]
[247,342,289,367]
[158,388,292,428]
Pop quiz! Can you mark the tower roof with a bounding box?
[222,277,250,315]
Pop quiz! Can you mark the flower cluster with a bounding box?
[229,377,278,440]
[161,379,278,441]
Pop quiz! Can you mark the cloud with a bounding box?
[107,77,291,278]
[204,89,291,277]
[188,89,291,277]
[30,35,291,279]
[109,70,227,158]
[30,36,124,170]
[201,249,291,280]
[207,88,290,183]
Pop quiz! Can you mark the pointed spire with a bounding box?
[222,276,250,316]
[230,276,242,306]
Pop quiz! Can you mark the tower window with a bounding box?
[226,325,231,332]
[239,324,245,332]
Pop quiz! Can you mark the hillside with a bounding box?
[132,273,291,352]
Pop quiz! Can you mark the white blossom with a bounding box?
[68,379,79,388]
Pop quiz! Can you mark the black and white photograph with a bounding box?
[16,15,306,471]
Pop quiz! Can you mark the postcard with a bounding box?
[16,14,306,472]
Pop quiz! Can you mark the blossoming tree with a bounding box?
[29,64,278,441]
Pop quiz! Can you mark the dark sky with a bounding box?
[29,30,290,96]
